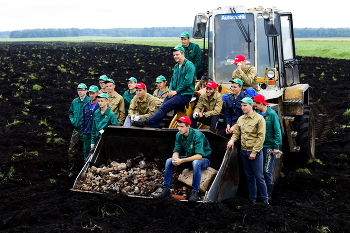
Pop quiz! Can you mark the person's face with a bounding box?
[97,98,108,108]
[177,122,190,135]
[230,83,242,95]
[253,102,263,111]
[156,81,166,89]
[181,37,190,47]
[77,88,87,97]
[128,81,137,90]
[99,80,106,88]
[89,91,99,101]
[105,82,115,94]
[241,102,252,114]
[206,87,215,97]
[236,60,246,68]
[136,88,146,98]
[173,50,184,63]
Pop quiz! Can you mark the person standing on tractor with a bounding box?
[80,85,100,162]
[68,83,89,173]
[191,81,223,133]
[105,78,126,125]
[98,75,109,93]
[232,55,258,91]
[91,93,118,149]
[123,77,138,113]
[181,31,204,79]
[154,116,211,201]
[253,94,282,201]
[123,82,157,126]
[219,78,250,138]
[134,46,196,128]
[153,75,169,105]
[226,97,269,205]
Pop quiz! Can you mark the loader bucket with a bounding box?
[71,126,239,202]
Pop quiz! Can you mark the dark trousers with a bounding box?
[191,115,219,133]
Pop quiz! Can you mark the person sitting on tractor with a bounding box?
[123,82,158,126]
[105,78,126,126]
[133,46,196,128]
[226,97,269,205]
[98,75,108,93]
[232,55,258,91]
[123,77,138,113]
[253,94,282,201]
[91,93,118,149]
[154,116,211,201]
[191,81,223,133]
[180,31,204,79]
[153,75,169,105]
[80,85,100,161]
[219,78,250,138]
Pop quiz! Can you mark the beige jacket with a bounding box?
[232,65,258,91]
[128,93,157,120]
[231,111,266,154]
[194,91,223,117]
[108,91,126,125]
[153,86,169,105]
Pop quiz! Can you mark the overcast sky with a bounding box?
[0,1,348,31]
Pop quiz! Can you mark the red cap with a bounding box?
[253,94,269,106]
[205,81,218,89]
[177,116,191,125]
[232,55,246,64]
[136,82,146,89]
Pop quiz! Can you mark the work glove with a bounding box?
[90,144,95,149]
[99,129,104,134]
[193,112,199,119]
[133,115,140,121]
[131,115,136,121]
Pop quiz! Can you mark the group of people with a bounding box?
[68,31,282,204]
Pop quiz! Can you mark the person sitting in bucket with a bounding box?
[154,116,211,201]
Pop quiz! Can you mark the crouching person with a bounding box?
[91,93,118,149]
[191,81,223,133]
[123,82,157,126]
[154,116,211,201]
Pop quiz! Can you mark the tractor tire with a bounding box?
[293,105,316,162]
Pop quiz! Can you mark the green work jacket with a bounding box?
[68,95,89,130]
[183,42,203,76]
[123,90,136,113]
[173,128,211,159]
[91,107,118,144]
[259,107,282,149]
[169,58,196,96]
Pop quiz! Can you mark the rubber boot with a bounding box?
[267,183,274,201]
[188,190,199,202]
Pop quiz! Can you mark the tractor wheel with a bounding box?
[293,105,316,162]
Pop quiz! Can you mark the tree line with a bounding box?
[4,27,350,38]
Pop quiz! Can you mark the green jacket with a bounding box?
[169,58,196,96]
[91,107,118,144]
[173,128,211,159]
[183,42,203,76]
[259,106,282,149]
[123,90,136,113]
[68,95,89,130]
[194,91,223,117]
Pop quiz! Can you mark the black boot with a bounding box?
[154,188,170,198]
[267,183,274,201]
[188,190,199,202]
[133,120,149,127]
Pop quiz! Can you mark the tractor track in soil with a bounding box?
[0,43,349,233]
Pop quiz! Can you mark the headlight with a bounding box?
[200,14,208,23]
[267,69,275,79]
[262,11,270,19]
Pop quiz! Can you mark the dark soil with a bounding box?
[0,42,349,233]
